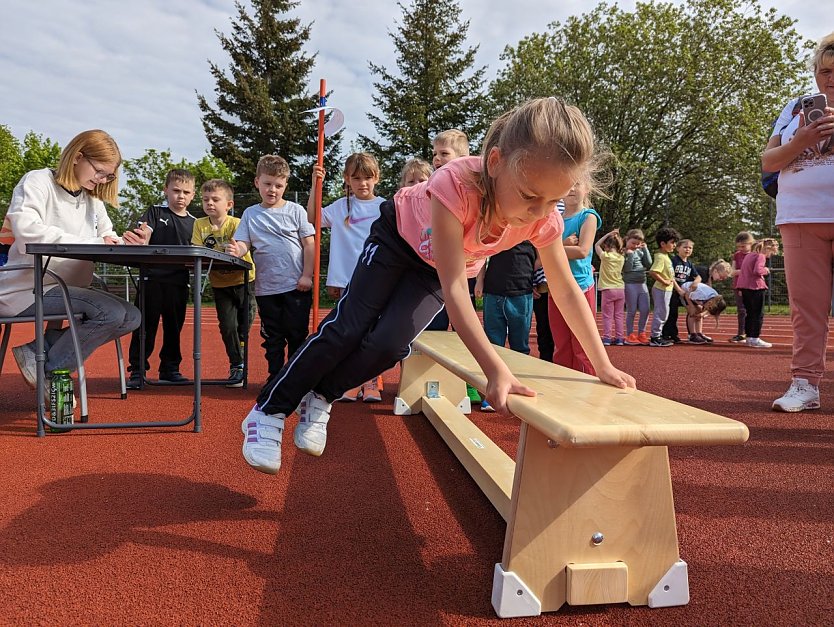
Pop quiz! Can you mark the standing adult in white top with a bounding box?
[762,33,834,412]
[0,129,141,388]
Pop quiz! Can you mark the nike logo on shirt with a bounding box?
[345,214,376,226]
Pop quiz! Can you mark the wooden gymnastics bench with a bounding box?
[394,331,749,618]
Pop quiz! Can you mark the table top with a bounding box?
[26,244,252,270]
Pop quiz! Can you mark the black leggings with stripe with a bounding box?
[256,201,445,416]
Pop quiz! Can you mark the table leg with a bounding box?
[193,257,202,433]
[34,253,46,437]
[243,268,249,390]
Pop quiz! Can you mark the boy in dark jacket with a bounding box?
[127,169,196,388]
[662,238,701,343]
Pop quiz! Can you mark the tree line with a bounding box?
[1,0,813,263]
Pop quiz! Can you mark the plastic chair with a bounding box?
[0,265,127,423]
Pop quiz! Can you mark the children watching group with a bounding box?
[3,105,785,474]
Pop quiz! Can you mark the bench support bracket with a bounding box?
[394,350,470,416]
[491,563,542,618]
[648,559,690,607]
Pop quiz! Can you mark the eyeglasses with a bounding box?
[82,154,117,183]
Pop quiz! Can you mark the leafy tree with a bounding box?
[118,149,234,233]
[489,0,811,261]
[197,0,341,196]
[120,149,177,223]
[1,128,61,222]
[20,131,61,174]
[361,0,488,195]
[0,126,23,215]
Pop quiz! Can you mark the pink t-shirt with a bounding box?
[393,157,564,278]
[737,252,768,291]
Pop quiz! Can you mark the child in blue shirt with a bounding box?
[550,182,601,374]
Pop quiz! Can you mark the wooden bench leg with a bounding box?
[395,349,470,416]
[492,423,688,617]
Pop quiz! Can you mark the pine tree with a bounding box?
[362,0,488,194]
[197,0,340,196]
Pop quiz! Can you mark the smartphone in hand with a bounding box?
[801,93,828,124]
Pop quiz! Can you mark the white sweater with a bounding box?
[0,169,117,316]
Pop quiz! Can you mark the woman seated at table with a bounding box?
[0,129,142,389]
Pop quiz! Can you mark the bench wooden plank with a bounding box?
[422,396,514,520]
[414,332,749,448]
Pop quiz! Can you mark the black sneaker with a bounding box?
[650,336,672,347]
[700,333,714,343]
[126,372,142,390]
[729,334,746,343]
[159,371,190,384]
[689,334,707,344]
[226,366,244,388]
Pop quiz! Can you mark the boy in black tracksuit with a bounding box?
[662,238,701,343]
[127,169,197,387]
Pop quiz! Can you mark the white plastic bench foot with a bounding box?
[648,559,689,608]
[491,563,541,618]
[394,397,411,415]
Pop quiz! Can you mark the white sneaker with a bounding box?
[772,378,820,412]
[294,391,331,456]
[12,342,37,389]
[746,337,772,348]
[241,405,285,475]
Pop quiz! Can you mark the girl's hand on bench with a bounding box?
[597,364,637,391]
[487,369,536,416]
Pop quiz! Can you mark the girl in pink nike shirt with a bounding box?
[239,97,636,475]
[307,152,386,401]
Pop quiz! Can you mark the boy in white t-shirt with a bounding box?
[308,152,385,401]
[228,155,315,381]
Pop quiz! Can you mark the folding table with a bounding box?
[26,243,252,437]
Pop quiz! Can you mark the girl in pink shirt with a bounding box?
[738,238,780,348]
[240,97,636,476]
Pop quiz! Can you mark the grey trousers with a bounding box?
[650,286,672,337]
[19,286,140,372]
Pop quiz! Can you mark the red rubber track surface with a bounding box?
[0,309,831,625]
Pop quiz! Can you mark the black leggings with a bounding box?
[740,288,766,338]
[256,201,445,416]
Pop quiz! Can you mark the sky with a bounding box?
[1,0,829,165]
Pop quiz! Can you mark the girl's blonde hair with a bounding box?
[54,130,121,206]
[476,97,608,231]
[709,259,732,280]
[399,158,433,189]
[752,237,779,254]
